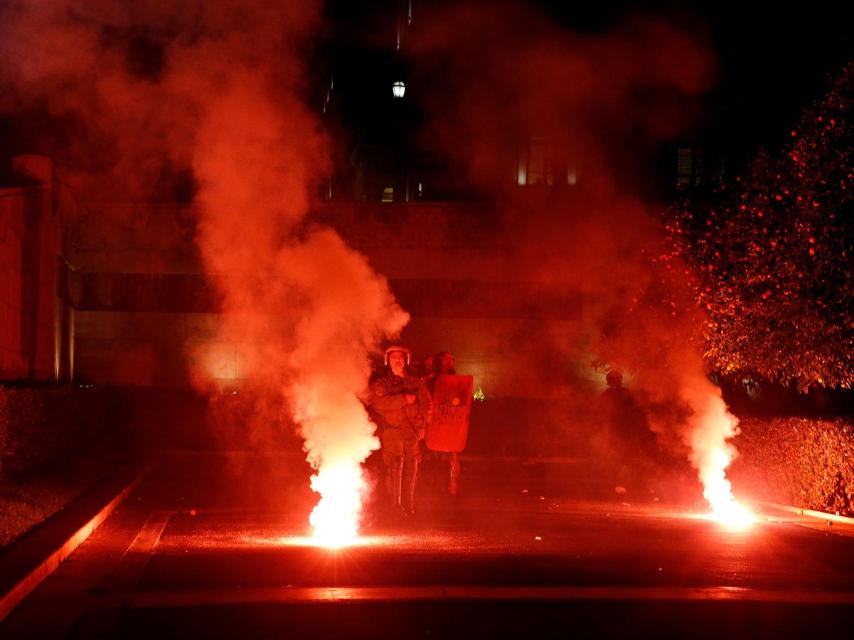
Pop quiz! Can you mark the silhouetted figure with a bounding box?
[423,351,456,395]
[416,354,434,380]
[598,370,658,492]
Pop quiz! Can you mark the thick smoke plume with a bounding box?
[0,1,409,534]
[409,2,747,513]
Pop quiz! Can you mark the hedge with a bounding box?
[730,416,854,516]
[0,385,137,481]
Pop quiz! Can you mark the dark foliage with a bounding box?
[668,63,853,390]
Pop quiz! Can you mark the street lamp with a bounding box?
[392,81,406,99]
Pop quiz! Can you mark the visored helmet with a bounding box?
[383,345,412,366]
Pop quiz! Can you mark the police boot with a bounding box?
[388,458,404,515]
[402,457,420,516]
[448,452,460,495]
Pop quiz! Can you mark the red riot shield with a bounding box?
[426,374,474,453]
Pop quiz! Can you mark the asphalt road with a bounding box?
[3,451,854,638]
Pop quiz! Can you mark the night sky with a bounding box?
[323,0,852,172]
[1,1,851,181]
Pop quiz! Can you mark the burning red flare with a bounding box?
[309,460,367,548]
[702,457,756,529]
[688,393,756,529]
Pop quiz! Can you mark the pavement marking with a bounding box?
[102,510,172,593]
[0,463,152,623]
[127,585,854,609]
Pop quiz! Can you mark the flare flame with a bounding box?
[309,460,366,548]
[689,393,756,529]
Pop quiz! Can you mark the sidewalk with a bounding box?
[0,462,152,622]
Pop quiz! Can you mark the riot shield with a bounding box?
[426,374,474,453]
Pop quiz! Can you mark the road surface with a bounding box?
[3,451,854,638]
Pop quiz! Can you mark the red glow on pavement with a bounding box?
[277,534,421,550]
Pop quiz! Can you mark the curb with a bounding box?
[757,501,854,527]
[0,462,154,623]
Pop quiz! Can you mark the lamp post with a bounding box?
[392,80,406,99]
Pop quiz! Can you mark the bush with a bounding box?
[730,416,854,515]
[0,384,277,483]
[1,387,71,479]
[0,385,136,481]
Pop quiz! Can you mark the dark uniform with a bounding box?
[371,368,432,515]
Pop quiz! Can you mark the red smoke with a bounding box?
[0,1,409,535]
[406,2,748,512]
[1,0,751,517]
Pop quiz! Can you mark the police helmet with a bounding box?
[606,369,623,387]
[383,345,412,366]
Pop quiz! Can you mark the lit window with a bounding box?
[517,137,553,186]
[676,146,702,188]
[516,160,527,186]
[382,187,394,202]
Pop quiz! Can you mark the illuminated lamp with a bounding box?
[392,81,406,98]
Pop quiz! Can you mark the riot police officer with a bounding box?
[370,345,432,516]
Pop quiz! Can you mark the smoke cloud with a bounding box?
[1,0,752,516]
[407,2,744,507]
[0,1,409,532]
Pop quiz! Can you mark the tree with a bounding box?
[669,63,853,390]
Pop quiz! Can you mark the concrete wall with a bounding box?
[68,202,594,397]
[0,188,28,377]
[0,156,68,381]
